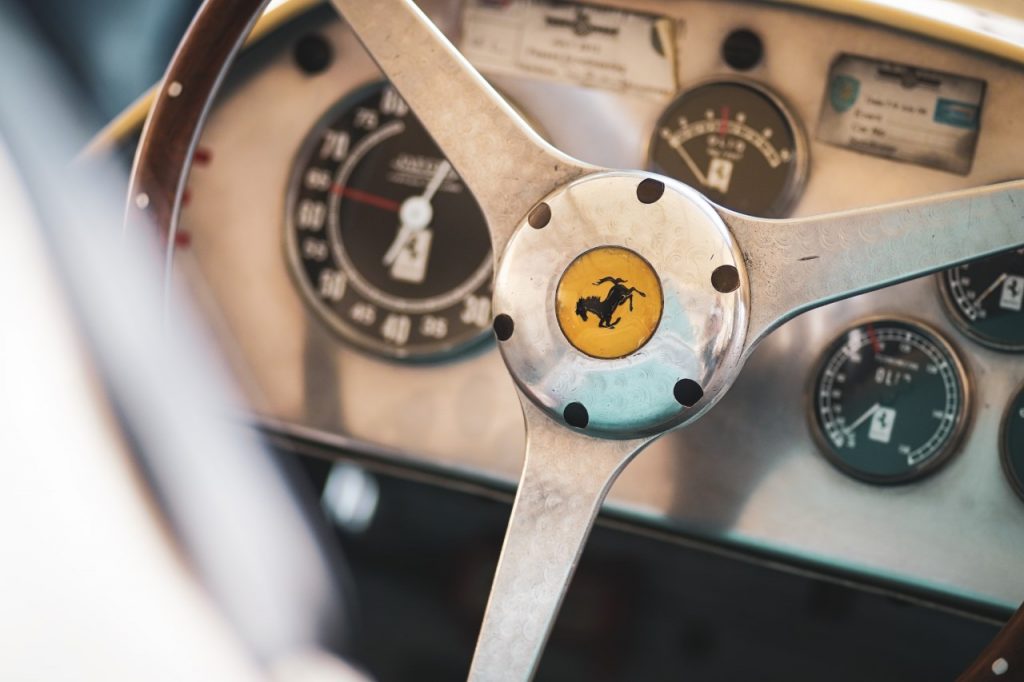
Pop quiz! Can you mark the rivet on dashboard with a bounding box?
[636,178,665,204]
[493,314,515,341]
[528,202,551,229]
[167,81,183,98]
[563,402,589,429]
[711,265,740,293]
[722,28,764,71]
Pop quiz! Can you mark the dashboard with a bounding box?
[167,0,1024,613]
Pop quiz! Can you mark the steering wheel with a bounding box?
[126,0,1024,679]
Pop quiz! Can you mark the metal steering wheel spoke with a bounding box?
[724,179,1024,350]
[468,397,652,682]
[329,0,597,260]
[122,0,1024,679]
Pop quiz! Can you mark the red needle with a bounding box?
[719,106,730,135]
[331,184,401,212]
[866,324,882,353]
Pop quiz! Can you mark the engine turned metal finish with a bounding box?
[493,172,750,438]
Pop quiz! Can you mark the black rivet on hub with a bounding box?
[528,202,552,229]
[674,379,704,407]
[711,265,740,293]
[636,178,665,204]
[564,402,589,428]
[493,314,514,341]
[722,29,763,71]
[294,34,333,75]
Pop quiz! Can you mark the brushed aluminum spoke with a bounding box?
[724,180,1024,351]
[467,397,651,682]
[330,0,597,261]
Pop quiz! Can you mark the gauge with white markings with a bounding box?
[648,79,807,217]
[939,247,1024,353]
[810,319,970,484]
[286,81,493,359]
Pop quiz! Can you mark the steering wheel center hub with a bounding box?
[493,171,751,438]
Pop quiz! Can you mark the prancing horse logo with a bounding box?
[575,276,646,330]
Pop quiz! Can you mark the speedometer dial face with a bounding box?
[1002,384,1024,502]
[939,247,1024,352]
[648,80,807,217]
[811,319,970,484]
[286,81,493,359]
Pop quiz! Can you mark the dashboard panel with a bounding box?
[173,0,1024,611]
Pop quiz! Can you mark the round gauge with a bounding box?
[810,319,970,484]
[1002,384,1024,502]
[648,79,807,217]
[939,247,1024,352]
[286,81,493,359]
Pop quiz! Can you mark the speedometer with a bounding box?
[810,319,970,484]
[648,79,808,217]
[286,81,494,359]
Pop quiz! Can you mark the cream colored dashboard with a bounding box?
[113,0,1024,612]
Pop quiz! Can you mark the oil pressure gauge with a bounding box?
[939,247,1024,352]
[811,319,970,484]
[648,79,807,217]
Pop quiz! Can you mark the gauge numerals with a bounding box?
[649,80,807,218]
[811,320,970,484]
[940,247,1024,352]
[287,82,494,359]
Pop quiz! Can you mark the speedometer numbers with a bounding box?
[811,319,970,484]
[287,81,493,360]
[648,79,807,217]
[939,247,1024,352]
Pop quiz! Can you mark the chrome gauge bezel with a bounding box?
[645,75,810,218]
[284,79,494,361]
[807,316,972,485]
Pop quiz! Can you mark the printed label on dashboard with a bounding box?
[817,54,985,175]
[460,0,678,98]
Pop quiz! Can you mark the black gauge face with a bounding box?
[940,247,1024,352]
[649,80,806,217]
[811,319,969,483]
[1003,385,1024,502]
[287,81,493,359]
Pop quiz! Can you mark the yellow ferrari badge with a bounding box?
[555,246,663,359]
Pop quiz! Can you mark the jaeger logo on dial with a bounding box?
[556,246,663,359]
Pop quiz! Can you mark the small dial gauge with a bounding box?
[648,79,807,217]
[287,81,494,359]
[1002,384,1024,502]
[811,319,970,484]
[939,247,1024,352]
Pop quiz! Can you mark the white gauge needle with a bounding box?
[382,159,452,267]
[667,137,711,188]
[973,272,1008,306]
[842,402,881,435]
